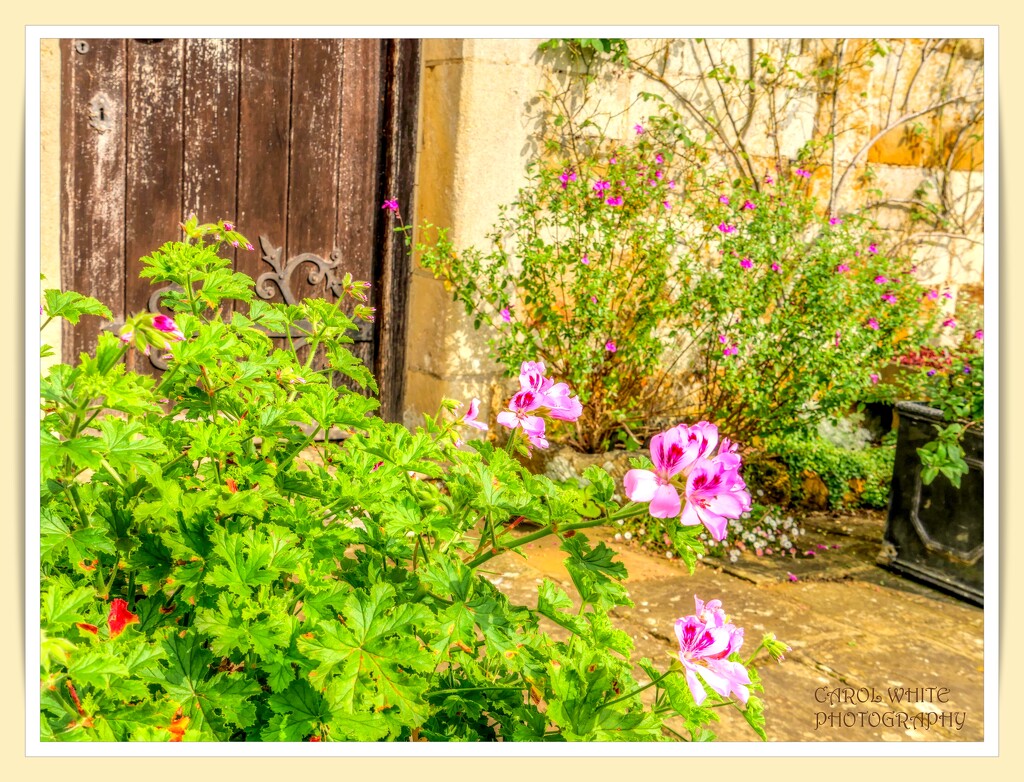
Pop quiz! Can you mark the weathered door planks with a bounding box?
[59,37,419,420]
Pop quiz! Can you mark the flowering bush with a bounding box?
[681,171,932,442]
[414,139,694,453]
[415,132,932,453]
[38,219,784,742]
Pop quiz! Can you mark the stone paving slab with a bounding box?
[486,512,984,743]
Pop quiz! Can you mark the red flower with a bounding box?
[76,623,99,635]
[226,477,238,494]
[168,709,190,742]
[108,598,139,638]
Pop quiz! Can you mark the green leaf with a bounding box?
[43,289,112,325]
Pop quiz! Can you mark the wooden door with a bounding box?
[59,38,419,421]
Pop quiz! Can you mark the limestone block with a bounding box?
[948,237,985,286]
[909,241,952,287]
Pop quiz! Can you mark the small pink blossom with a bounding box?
[593,180,611,192]
[223,221,235,231]
[462,398,488,431]
[868,243,878,254]
[740,258,753,269]
[866,318,880,330]
[663,201,672,210]
[152,314,184,341]
[874,275,888,284]
[668,180,676,189]
[722,344,738,357]
[605,340,617,353]
[943,291,953,299]
[718,334,728,344]
[794,168,811,178]
[943,318,957,329]
[245,242,254,251]
[835,263,850,274]
[787,572,799,583]
[764,174,774,185]
[496,389,547,445]
[634,124,645,135]
[881,293,897,304]
[590,296,597,304]
[719,195,730,204]
[829,216,842,226]
[655,153,665,164]
[381,199,399,212]
[606,196,624,206]
[927,289,940,300]
[974,329,984,340]
[870,373,880,385]
[559,168,577,189]
[742,200,756,210]
[581,254,590,265]
[500,308,511,323]
[718,223,736,234]
[771,262,781,273]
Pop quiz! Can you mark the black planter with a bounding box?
[880,402,984,605]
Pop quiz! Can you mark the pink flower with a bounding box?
[590,296,597,304]
[764,174,774,185]
[718,223,736,234]
[496,389,547,446]
[943,291,953,299]
[681,457,751,542]
[787,572,798,583]
[674,597,751,706]
[663,201,672,210]
[829,216,842,226]
[835,263,850,274]
[634,124,645,135]
[500,308,511,323]
[927,289,940,300]
[718,334,728,344]
[866,318,879,330]
[605,340,617,352]
[742,200,756,210]
[668,180,676,189]
[223,221,235,231]
[881,294,897,304]
[974,329,984,340]
[655,153,665,164]
[559,168,577,189]
[381,199,399,212]
[740,258,753,269]
[771,262,781,272]
[870,373,880,385]
[152,314,184,341]
[462,398,488,431]
[517,361,582,423]
[794,168,811,178]
[245,242,254,251]
[943,318,957,329]
[719,195,730,204]
[593,180,611,192]
[581,254,589,265]
[722,344,738,357]
[624,427,692,518]
[834,330,841,347]
[606,196,624,206]
[874,275,888,284]
[868,243,878,254]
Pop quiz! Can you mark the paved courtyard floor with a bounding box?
[486,510,984,742]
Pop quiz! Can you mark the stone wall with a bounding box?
[403,37,985,426]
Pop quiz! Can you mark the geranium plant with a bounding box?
[39,219,785,742]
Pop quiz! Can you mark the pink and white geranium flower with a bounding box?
[461,398,488,431]
[625,421,751,541]
[496,361,583,450]
[675,596,751,706]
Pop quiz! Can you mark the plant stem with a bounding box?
[602,670,672,709]
[465,502,645,569]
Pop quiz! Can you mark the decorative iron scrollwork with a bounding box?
[256,235,347,305]
[141,236,373,371]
